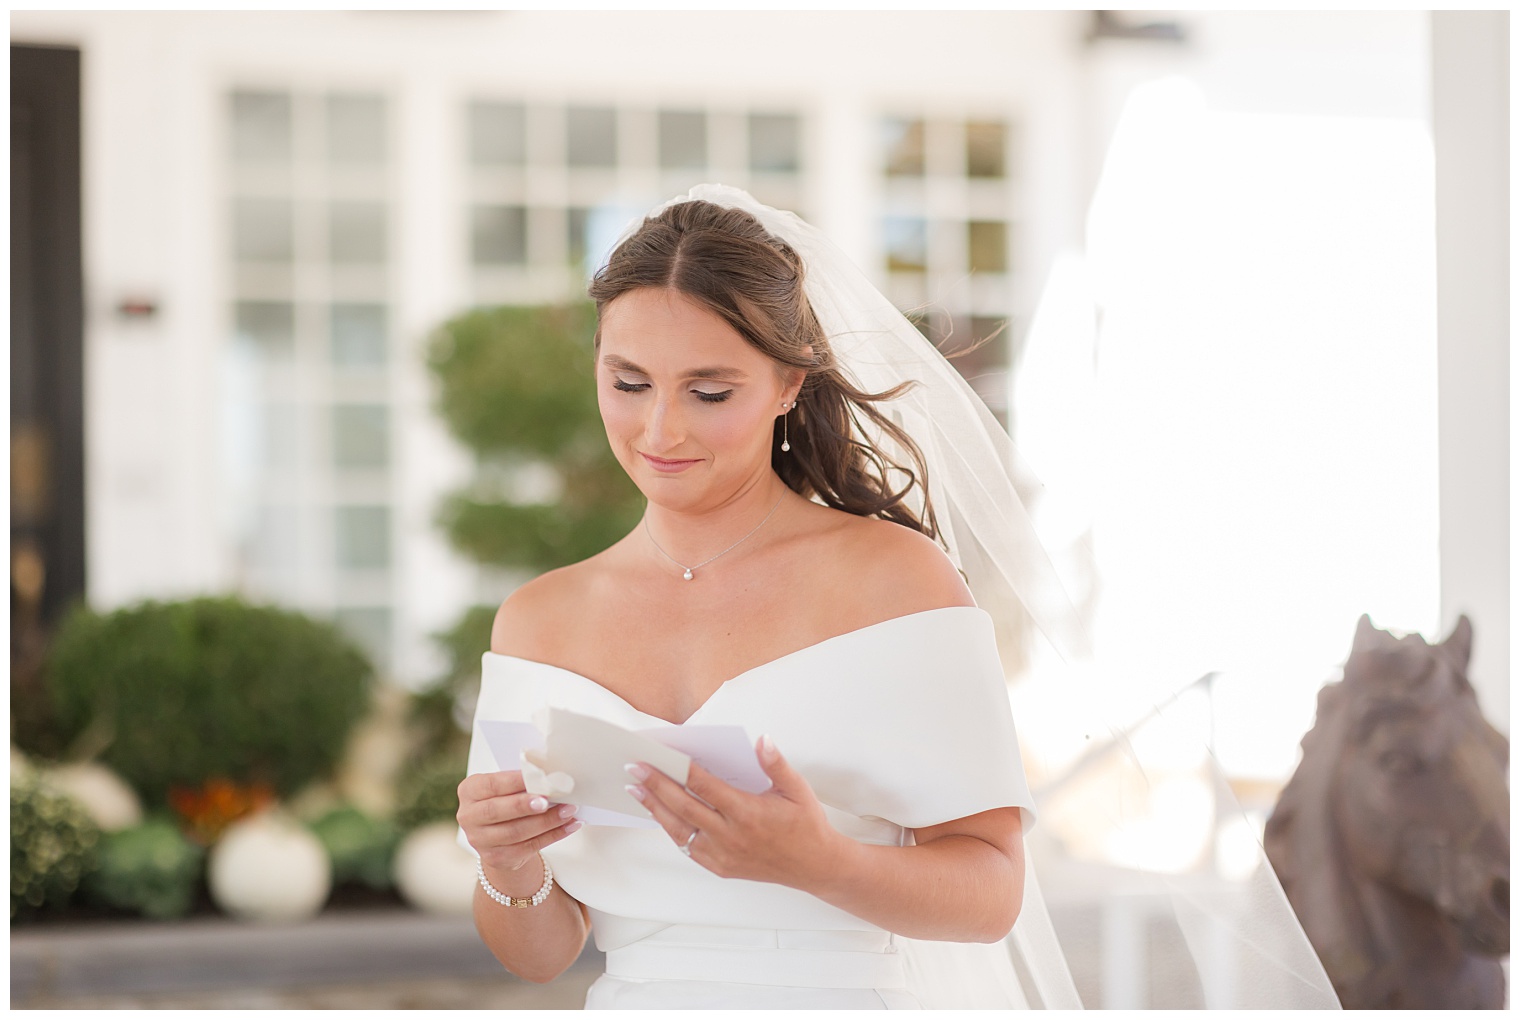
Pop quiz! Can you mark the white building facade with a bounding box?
[12,10,1500,747]
[12,10,1088,687]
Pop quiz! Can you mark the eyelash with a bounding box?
[612,379,734,404]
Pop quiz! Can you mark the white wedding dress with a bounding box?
[463,606,1047,1009]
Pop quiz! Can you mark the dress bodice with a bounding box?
[464,605,1035,949]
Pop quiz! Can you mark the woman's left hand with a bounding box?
[624,735,849,889]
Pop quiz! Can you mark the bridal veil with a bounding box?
[623,184,1340,1009]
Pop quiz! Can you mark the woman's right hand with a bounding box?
[456,770,582,876]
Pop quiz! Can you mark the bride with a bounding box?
[455,186,1337,1009]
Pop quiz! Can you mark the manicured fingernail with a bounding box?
[624,762,649,781]
[624,784,647,802]
[558,804,577,819]
[528,796,549,812]
[565,819,584,834]
[759,734,777,760]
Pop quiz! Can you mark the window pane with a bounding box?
[251,504,299,570]
[659,110,707,170]
[262,402,301,471]
[960,316,1011,426]
[327,93,385,164]
[233,198,293,263]
[469,100,526,166]
[234,301,295,359]
[968,220,1008,273]
[567,207,590,269]
[966,120,1007,179]
[883,217,928,273]
[231,90,291,163]
[748,113,800,173]
[947,316,1011,370]
[333,405,389,470]
[335,506,390,569]
[882,117,925,176]
[472,205,527,265]
[333,606,391,669]
[331,303,387,368]
[567,107,617,167]
[330,202,386,264]
[969,316,1012,361]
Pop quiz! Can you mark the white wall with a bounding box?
[1430,12,1510,731]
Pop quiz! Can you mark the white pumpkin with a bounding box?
[209,811,331,922]
[394,820,477,916]
[41,761,143,832]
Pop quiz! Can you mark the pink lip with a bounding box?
[640,452,702,473]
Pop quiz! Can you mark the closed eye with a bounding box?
[611,377,733,403]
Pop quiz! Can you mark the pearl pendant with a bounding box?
[781,441,790,451]
[683,569,693,580]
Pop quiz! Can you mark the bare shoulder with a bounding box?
[489,558,600,659]
[824,511,975,617]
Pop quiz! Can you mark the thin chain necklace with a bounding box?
[644,491,787,581]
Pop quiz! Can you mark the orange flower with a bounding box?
[168,777,275,845]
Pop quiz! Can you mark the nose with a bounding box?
[643,391,687,454]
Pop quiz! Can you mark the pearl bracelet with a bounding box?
[477,854,554,909]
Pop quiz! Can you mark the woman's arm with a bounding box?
[458,583,593,983]
[459,770,591,983]
[813,806,1024,943]
[628,740,1025,944]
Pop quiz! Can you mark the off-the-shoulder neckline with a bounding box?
[483,604,989,726]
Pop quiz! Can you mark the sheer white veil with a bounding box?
[619,184,1339,1009]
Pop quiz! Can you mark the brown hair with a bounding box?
[588,200,938,537]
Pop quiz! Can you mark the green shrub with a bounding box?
[427,303,645,574]
[409,604,495,763]
[82,819,204,919]
[395,751,468,834]
[45,596,373,807]
[11,775,100,919]
[428,302,602,463]
[311,805,398,890]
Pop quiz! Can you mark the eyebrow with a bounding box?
[600,354,748,381]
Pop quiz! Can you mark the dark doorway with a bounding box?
[12,44,86,749]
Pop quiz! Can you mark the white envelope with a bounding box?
[476,710,771,829]
[637,723,772,795]
[522,708,692,820]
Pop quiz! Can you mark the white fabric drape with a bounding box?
[620,185,1339,1009]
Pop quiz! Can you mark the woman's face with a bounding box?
[597,287,799,512]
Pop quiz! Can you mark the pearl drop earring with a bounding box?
[781,401,792,453]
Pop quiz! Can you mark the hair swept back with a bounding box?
[588,199,939,538]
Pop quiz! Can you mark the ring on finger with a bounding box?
[679,828,699,857]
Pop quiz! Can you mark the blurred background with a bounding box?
[10,9,1507,1009]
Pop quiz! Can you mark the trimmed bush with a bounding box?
[409,604,495,763]
[311,805,398,890]
[83,819,204,919]
[45,597,373,807]
[11,775,100,918]
[427,303,645,574]
[395,751,468,834]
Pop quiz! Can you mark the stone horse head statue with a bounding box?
[1265,614,1509,1008]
